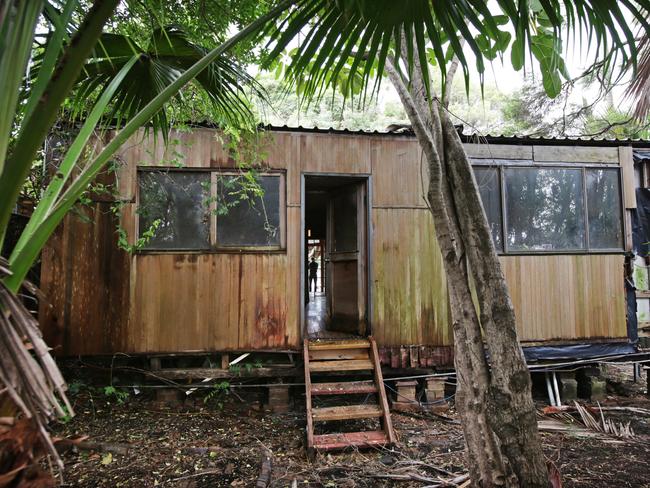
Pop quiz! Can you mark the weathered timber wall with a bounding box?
[39,128,629,356]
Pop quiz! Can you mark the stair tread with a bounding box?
[308,340,370,351]
[313,431,388,451]
[309,359,373,372]
[311,381,377,396]
[309,348,370,361]
[312,404,383,421]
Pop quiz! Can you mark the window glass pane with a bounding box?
[138,171,210,249]
[217,175,281,247]
[505,167,585,250]
[586,168,622,249]
[473,166,503,250]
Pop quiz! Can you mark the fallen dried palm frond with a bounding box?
[0,257,72,481]
[538,401,637,441]
[573,401,635,439]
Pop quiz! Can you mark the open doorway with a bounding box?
[303,175,369,339]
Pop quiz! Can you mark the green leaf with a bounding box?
[495,31,512,53]
[9,55,139,277]
[23,0,79,124]
[0,0,44,176]
[542,69,562,98]
[0,0,121,249]
[510,36,525,71]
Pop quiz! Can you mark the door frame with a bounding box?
[300,172,373,340]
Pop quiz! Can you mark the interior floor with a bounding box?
[306,294,359,340]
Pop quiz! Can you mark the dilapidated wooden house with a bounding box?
[40,126,647,366]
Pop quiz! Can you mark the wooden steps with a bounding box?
[311,381,377,396]
[312,404,383,421]
[312,431,388,451]
[303,337,395,453]
[309,359,373,372]
[308,340,370,350]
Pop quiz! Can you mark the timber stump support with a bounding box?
[425,376,449,412]
[392,380,419,412]
[558,371,578,402]
[266,383,291,413]
[576,366,607,401]
[154,388,182,406]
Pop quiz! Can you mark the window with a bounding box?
[473,167,503,251]
[586,168,623,249]
[472,164,623,253]
[505,167,585,251]
[138,170,284,251]
[216,174,282,248]
[138,171,211,250]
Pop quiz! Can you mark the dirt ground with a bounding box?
[52,364,650,488]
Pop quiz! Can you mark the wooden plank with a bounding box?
[390,347,400,369]
[309,359,373,372]
[463,143,532,160]
[308,340,370,350]
[300,132,372,174]
[533,145,619,163]
[220,354,229,370]
[369,336,396,444]
[309,348,370,361]
[154,366,299,379]
[312,404,383,421]
[311,381,377,396]
[59,203,130,355]
[303,340,314,451]
[620,146,636,209]
[370,138,427,208]
[313,431,388,451]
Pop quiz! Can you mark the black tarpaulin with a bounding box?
[522,341,636,361]
[626,278,639,344]
[632,188,650,256]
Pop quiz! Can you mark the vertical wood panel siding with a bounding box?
[371,208,452,346]
[500,254,626,342]
[39,129,628,356]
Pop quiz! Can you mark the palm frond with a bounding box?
[67,26,266,138]
[261,0,650,104]
[626,33,650,120]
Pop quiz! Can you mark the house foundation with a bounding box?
[424,377,449,412]
[266,383,291,413]
[558,372,578,402]
[391,380,419,412]
[577,366,607,401]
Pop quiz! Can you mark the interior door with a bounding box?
[325,181,367,335]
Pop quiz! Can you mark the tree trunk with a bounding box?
[439,113,548,486]
[385,54,548,487]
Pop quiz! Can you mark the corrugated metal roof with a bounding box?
[263,124,650,148]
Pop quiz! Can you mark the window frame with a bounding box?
[213,170,286,251]
[472,160,625,255]
[473,165,505,253]
[136,166,287,254]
